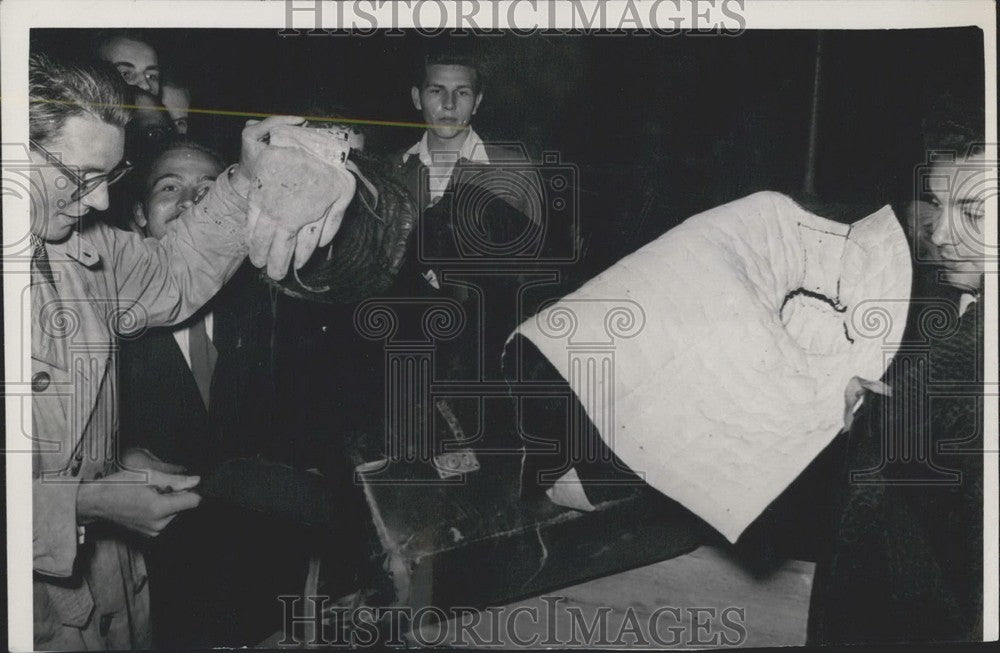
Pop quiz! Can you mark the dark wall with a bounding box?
[31,27,985,262]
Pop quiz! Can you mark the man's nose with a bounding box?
[177,190,195,212]
[136,77,152,93]
[442,92,456,110]
[81,182,111,212]
[928,209,954,247]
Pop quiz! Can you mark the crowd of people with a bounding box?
[25,29,988,650]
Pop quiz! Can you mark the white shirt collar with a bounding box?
[403,128,490,168]
[959,292,978,317]
[173,312,213,370]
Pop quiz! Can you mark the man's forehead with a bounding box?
[104,37,157,65]
[929,157,990,196]
[424,64,477,86]
[134,105,172,127]
[50,114,124,171]
[148,148,222,182]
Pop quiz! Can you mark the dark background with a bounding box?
[29,27,986,266]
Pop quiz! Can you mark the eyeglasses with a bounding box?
[29,139,133,202]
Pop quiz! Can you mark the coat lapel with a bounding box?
[33,232,113,465]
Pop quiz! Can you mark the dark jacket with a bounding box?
[270,146,553,461]
[118,263,310,648]
[392,140,544,225]
[807,268,985,645]
[119,262,276,473]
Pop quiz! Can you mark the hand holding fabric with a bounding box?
[232,115,306,193]
[76,468,202,537]
[118,447,187,475]
[246,145,357,279]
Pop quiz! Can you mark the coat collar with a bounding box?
[31,230,106,372]
[45,230,101,269]
[402,128,490,168]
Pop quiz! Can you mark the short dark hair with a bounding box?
[922,93,985,157]
[139,137,227,190]
[93,29,157,58]
[29,53,132,145]
[415,52,484,95]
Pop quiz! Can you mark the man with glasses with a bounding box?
[29,136,133,215]
[27,53,351,650]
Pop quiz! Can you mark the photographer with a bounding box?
[28,53,351,650]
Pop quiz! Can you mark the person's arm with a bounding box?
[107,115,347,331]
[107,163,251,332]
[33,455,199,578]
[266,154,418,304]
[76,469,201,538]
[33,476,83,578]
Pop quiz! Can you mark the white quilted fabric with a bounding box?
[515,191,911,542]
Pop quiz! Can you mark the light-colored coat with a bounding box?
[31,169,249,650]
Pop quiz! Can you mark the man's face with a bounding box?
[127,90,175,155]
[30,115,124,243]
[161,84,190,134]
[99,37,161,96]
[925,153,990,291]
[411,64,483,142]
[134,147,222,240]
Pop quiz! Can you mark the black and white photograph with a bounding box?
[2,1,996,650]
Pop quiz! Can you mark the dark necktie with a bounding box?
[30,235,57,287]
[188,316,217,410]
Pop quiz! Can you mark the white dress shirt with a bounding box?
[959,292,978,317]
[402,128,491,204]
[173,312,214,370]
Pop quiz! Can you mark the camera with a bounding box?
[416,144,581,265]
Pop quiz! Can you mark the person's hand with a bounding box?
[289,182,355,271]
[842,375,892,431]
[118,447,186,475]
[232,115,307,193]
[246,145,357,279]
[77,468,202,537]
